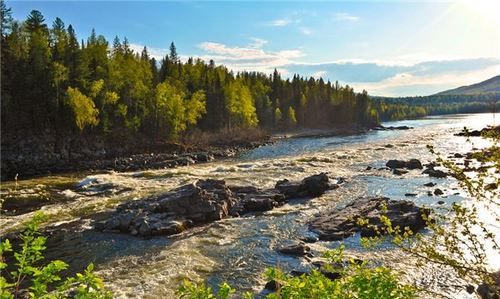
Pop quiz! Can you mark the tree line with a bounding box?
[0,5,379,147]
[374,93,500,121]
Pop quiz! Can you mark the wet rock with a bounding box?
[243,198,276,212]
[276,173,330,198]
[407,159,423,170]
[176,156,195,166]
[434,188,444,196]
[386,160,407,169]
[101,179,237,236]
[193,152,214,162]
[424,182,436,187]
[466,285,475,294]
[278,242,311,256]
[300,235,319,243]
[485,183,497,191]
[437,200,445,205]
[303,173,330,196]
[310,197,429,241]
[386,159,422,170]
[374,125,412,130]
[423,168,448,178]
[138,221,151,237]
[393,168,408,175]
[455,126,499,137]
[99,173,334,237]
[264,280,279,291]
[477,271,500,299]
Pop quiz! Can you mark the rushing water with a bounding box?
[1,113,498,298]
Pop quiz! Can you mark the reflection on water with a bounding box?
[0,113,498,298]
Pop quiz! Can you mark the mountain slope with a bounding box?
[436,75,500,95]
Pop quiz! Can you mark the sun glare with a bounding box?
[460,0,500,26]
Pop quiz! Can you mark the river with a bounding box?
[1,113,498,298]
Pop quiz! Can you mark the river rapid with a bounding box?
[1,113,498,298]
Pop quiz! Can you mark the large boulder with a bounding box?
[275,173,331,199]
[278,242,311,256]
[102,179,237,236]
[310,197,429,241]
[422,168,448,178]
[157,179,236,222]
[386,159,422,170]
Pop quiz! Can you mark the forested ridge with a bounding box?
[374,93,499,120]
[1,6,378,147]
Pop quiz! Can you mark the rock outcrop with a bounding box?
[99,173,336,237]
[309,197,429,241]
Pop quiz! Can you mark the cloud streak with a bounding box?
[333,12,360,22]
[196,39,303,73]
[268,18,291,27]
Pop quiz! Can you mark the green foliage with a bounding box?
[177,245,417,299]
[177,280,236,299]
[374,94,499,121]
[65,87,99,131]
[0,212,112,298]
[1,4,382,144]
[154,81,206,139]
[287,107,297,127]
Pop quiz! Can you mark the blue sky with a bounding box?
[7,0,500,96]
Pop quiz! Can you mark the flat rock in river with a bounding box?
[309,197,429,241]
[99,173,333,237]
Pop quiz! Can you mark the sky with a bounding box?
[7,0,500,96]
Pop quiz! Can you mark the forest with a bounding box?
[374,93,499,121]
[0,6,378,149]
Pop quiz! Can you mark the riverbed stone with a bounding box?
[434,188,444,195]
[275,173,330,198]
[309,197,429,241]
[278,242,311,256]
[423,168,448,178]
[386,159,422,170]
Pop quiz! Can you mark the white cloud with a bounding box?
[129,43,167,61]
[300,27,312,35]
[269,19,291,27]
[196,40,303,73]
[249,37,268,48]
[312,71,327,78]
[333,12,360,22]
[351,64,500,96]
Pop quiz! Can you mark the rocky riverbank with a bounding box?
[0,132,270,181]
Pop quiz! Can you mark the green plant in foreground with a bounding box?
[177,245,417,299]
[0,212,112,299]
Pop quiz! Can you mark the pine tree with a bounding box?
[169,41,179,62]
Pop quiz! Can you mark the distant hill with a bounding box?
[436,75,500,95]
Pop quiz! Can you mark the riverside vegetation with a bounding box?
[1,2,500,299]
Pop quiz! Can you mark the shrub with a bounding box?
[0,212,112,299]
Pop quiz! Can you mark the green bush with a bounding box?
[0,212,112,299]
[177,245,417,299]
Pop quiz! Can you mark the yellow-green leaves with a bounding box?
[65,87,99,131]
[155,82,206,139]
